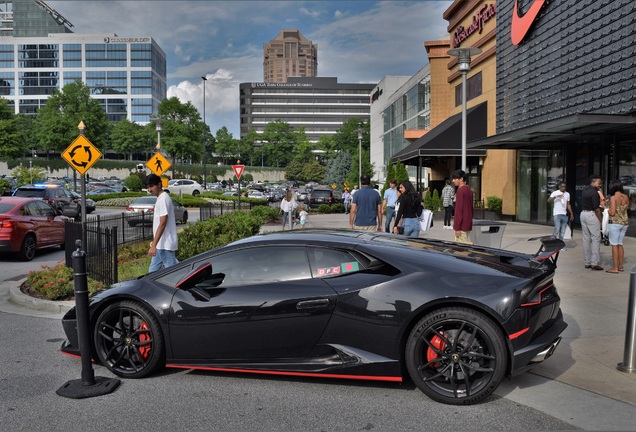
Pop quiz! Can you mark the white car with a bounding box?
[165,179,202,196]
[247,190,267,200]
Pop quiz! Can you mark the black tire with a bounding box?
[192,190,200,197]
[94,300,165,378]
[19,234,36,261]
[405,307,507,405]
[128,221,137,227]
[181,210,188,224]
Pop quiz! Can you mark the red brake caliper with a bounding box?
[427,331,446,368]
[138,322,151,359]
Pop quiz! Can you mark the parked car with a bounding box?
[87,187,118,195]
[165,179,202,196]
[60,230,567,405]
[69,191,95,214]
[124,195,188,227]
[306,188,334,208]
[0,197,66,260]
[222,191,238,197]
[247,190,267,200]
[12,184,80,218]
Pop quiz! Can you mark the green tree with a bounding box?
[0,98,25,159]
[12,163,47,186]
[324,150,352,191]
[110,119,150,160]
[285,159,326,182]
[347,148,374,187]
[394,159,410,184]
[382,162,396,196]
[214,126,240,165]
[157,97,205,167]
[34,81,109,155]
[261,120,296,167]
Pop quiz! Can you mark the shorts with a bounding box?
[300,219,306,225]
[608,223,628,245]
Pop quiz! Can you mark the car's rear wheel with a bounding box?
[405,307,507,405]
[94,300,165,378]
[192,190,200,197]
[181,210,188,224]
[19,234,36,261]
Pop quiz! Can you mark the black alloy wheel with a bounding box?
[406,307,507,405]
[94,300,165,378]
[19,234,36,261]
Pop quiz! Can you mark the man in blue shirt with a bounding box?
[382,179,398,232]
[350,174,382,231]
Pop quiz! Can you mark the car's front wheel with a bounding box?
[94,300,165,378]
[181,210,188,224]
[405,307,507,405]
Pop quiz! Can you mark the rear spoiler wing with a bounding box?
[529,236,565,266]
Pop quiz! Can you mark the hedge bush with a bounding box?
[176,211,262,260]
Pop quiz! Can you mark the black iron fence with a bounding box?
[199,200,263,221]
[64,212,154,286]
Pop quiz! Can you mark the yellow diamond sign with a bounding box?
[147,152,171,176]
[62,135,102,175]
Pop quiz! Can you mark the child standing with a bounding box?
[299,205,308,228]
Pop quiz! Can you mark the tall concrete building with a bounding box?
[263,29,317,83]
[240,77,374,144]
[0,0,166,123]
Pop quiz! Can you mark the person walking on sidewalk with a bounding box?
[451,169,473,243]
[146,174,178,272]
[580,175,604,270]
[606,179,629,274]
[441,179,455,230]
[393,180,422,237]
[382,179,398,232]
[548,181,574,240]
[280,189,298,230]
[350,174,382,231]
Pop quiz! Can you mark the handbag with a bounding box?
[418,209,433,232]
[601,208,609,236]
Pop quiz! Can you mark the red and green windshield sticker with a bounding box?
[317,262,359,276]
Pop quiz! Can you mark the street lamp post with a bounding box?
[448,46,481,172]
[357,129,363,181]
[202,76,207,189]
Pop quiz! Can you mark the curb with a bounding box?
[8,280,74,315]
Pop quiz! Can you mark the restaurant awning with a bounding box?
[468,112,636,149]
[390,101,488,166]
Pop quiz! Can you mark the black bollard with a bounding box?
[57,240,121,398]
[617,264,636,373]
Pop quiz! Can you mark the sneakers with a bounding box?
[443,226,453,230]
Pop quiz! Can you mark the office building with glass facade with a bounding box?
[0,1,166,124]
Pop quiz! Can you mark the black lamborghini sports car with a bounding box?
[61,230,567,405]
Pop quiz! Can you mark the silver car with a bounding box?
[125,196,188,227]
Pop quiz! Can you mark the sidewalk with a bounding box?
[3,213,636,409]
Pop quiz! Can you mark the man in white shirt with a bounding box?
[146,174,178,272]
[548,181,574,240]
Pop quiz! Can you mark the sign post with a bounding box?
[233,163,245,209]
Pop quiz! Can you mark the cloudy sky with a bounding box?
[48,0,453,136]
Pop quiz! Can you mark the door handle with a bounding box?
[296,299,330,310]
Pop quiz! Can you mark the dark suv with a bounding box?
[13,184,80,218]
[307,188,334,208]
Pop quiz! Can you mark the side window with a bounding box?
[37,201,56,217]
[192,246,311,287]
[309,247,362,278]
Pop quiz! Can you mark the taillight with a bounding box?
[125,206,132,211]
[0,218,14,228]
[521,283,557,306]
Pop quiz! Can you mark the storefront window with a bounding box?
[518,149,564,223]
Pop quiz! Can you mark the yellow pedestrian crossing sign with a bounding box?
[147,152,171,176]
[62,135,102,176]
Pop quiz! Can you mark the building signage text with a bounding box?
[104,37,151,43]
[251,82,313,88]
[453,4,496,48]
